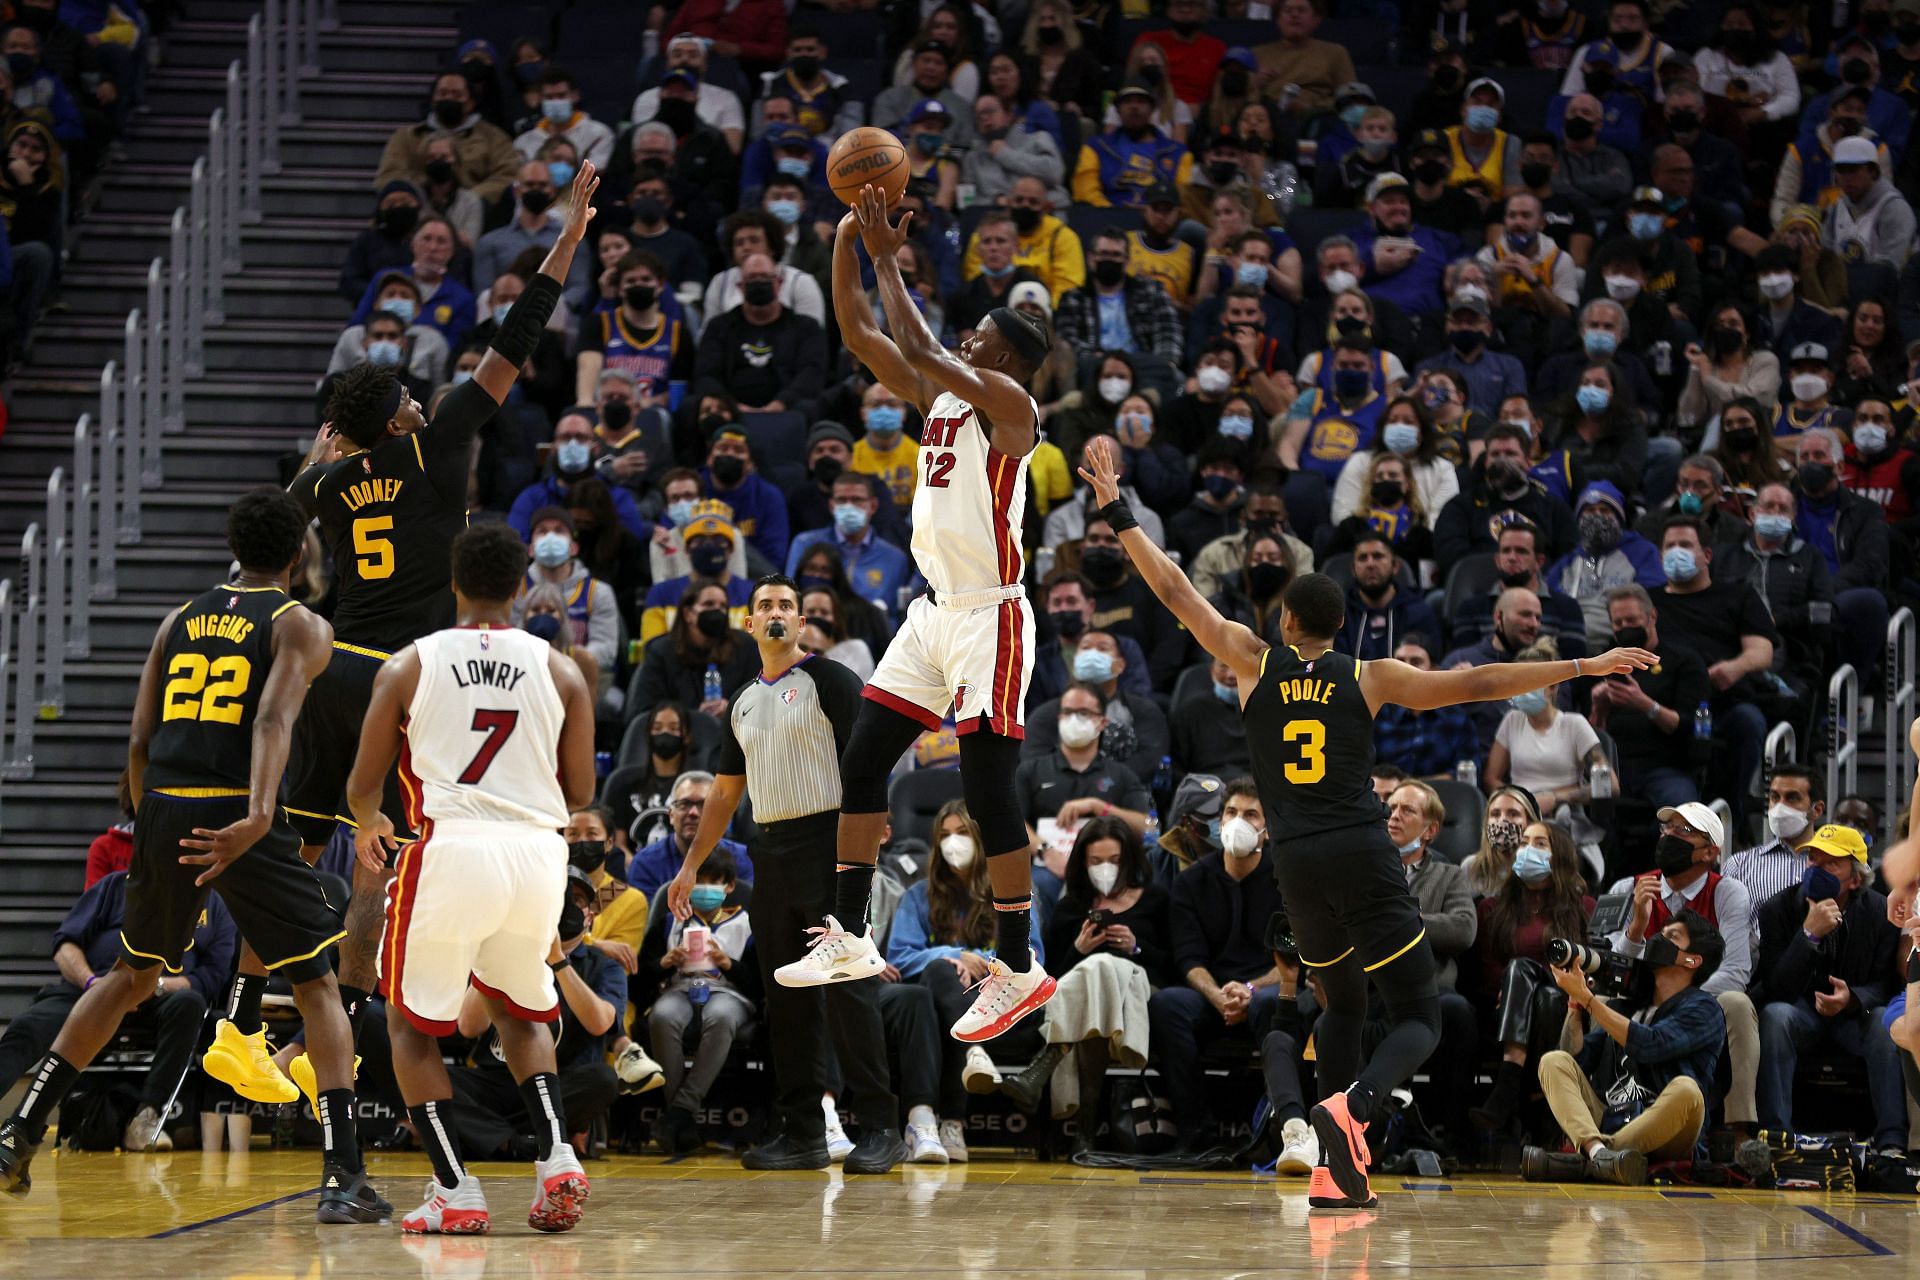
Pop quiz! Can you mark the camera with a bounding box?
[1264,911,1298,961]
[1546,893,1640,997]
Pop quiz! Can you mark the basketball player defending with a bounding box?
[1079,438,1655,1208]
[0,491,386,1222]
[347,523,598,1234]
[777,185,1057,1042]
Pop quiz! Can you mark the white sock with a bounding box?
[822,1095,843,1128]
[908,1104,936,1130]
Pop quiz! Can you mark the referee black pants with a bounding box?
[754,810,896,1141]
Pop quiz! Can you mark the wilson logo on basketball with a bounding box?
[836,151,897,175]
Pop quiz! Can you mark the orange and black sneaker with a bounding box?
[1311,1090,1374,1203]
[1308,1163,1377,1210]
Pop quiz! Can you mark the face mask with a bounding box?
[366,339,403,367]
[1576,385,1612,415]
[771,153,812,182]
[1217,413,1254,440]
[432,99,467,128]
[1360,137,1393,160]
[1604,275,1643,303]
[1383,422,1422,455]
[525,612,564,642]
[1207,159,1242,186]
[766,197,802,225]
[1790,373,1828,403]
[1202,473,1238,500]
[1081,546,1125,586]
[545,159,575,188]
[1485,819,1523,856]
[540,98,572,125]
[1758,272,1794,301]
[1237,262,1269,289]
[557,897,586,942]
[1799,461,1835,493]
[1583,329,1619,357]
[1580,511,1622,553]
[833,502,869,536]
[1674,490,1707,517]
[1510,689,1549,716]
[693,607,729,639]
[1212,679,1240,706]
[1197,365,1233,396]
[1465,104,1500,133]
[1333,317,1369,341]
[1220,817,1260,857]
[938,834,977,870]
[853,406,905,444]
[1700,325,1743,359]
[1628,213,1665,241]
[1071,647,1121,688]
[1801,864,1842,902]
[633,195,667,225]
[1830,116,1862,139]
[555,439,593,474]
[798,573,832,594]
[666,499,697,529]
[621,283,659,315]
[1853,423,1889,457]
[1097,376,1132,405]
[1611,624,1648,650]
[379,204,420,237]
[533,531,572,568]
[1010,205,1043,235]
[678,883,725,915]
[1058,712,1101,749]
[913,132,944,155]
[1323,268,1358,295]
[452,369,474,386]
[650,731,685,758]
[1722,30,1758,58]
[1338,103,1368,131]
[1768,802,1810,841]
[1513,846,1553,884]
[599,400,632,433]
[380,296,417,324]
[1432,65,1462,92]
[689,545,730,578]
[1563,116,1597,143]
[1411,159,1450,186]
[1841,57,1873,86]
[1753,512,1793,542]
[568,839,607,873]
[1116,411,1153,445]
[710,455,746,487]
[1320,365,1368,402]
[1087,862,1121,896]
[1661,546,1699,582]
[1449,327,1486,355]
[742,279,777,307]
[1520,161,1554,191]
[1486,460,1529,498]
[1724,427,1758,453]
[1665,107,1703,134]
[1092,259,1127,288]
[810,457,845,490]
[1368,480,1405,510]
[1050,609,1087,641]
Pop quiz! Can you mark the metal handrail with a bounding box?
[121,309,144,543]
[1763,721,1796,770]
[142,260,166,487]
[4,527,41,779]
[69,417,92,659]
[165,210,188,432]
[1885,608,1916,845]
[97,363,121,592]
[0,578,10,826]
[1828,664,1860,806]
[186,158,209,371]
[42,470,65,719]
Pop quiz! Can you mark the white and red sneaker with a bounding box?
[774,915,887,988]
[950,952,1056,1043]
[528,1147,591,1233]
[401,1174,490,1235]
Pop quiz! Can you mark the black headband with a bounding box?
[988,307,1048,366]
[379,377,405,423]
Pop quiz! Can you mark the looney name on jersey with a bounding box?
[184,613,255,644]
[920,408,974,448]
[341,477,404,511]
[1271,676,1337,706]
[450,658,527,691]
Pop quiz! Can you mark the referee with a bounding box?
[665,574,904,1173]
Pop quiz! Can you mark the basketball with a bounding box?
[827,126,910,209]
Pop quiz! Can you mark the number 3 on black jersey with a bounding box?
[1281,719,1327,783]
[163,653,252,723]
[353,515,395,579]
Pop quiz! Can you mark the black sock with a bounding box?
[228,972,267,1036]
[832,862,874,931]
[1344,1081,1378,1126]
[993,897,1032,973]
[339,984,371,1044]
[316,1088,362,1173]
[15,1052,80,1143]
[518,1072,567,1163]
[410,1101,465,1188]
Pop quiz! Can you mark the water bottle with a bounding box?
[1454,757,1478,789]
[689,977,710,1008]
[1588,758,1612,800]
[1694,700,1712,742]
[704,663,723,705]
[1152,755,1174,794]
[595,751,613,779]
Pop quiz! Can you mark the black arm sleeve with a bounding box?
[288,462,327,517]
[811,657,865,759]
[490,271,562,368]
[417,379,502,501]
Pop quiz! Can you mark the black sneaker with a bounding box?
[0,1120,37,1197]
[316,1164,392,1224]
[741,1133,830,1170]
[1520,1145,1590,1183]
[844,1128,907,1175]
[1588,1146,1648,1186]
[652,1105,702,1155]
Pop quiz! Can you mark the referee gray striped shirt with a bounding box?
[716,653,862,822]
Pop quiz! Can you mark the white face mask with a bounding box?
[1197,365,1233,395]
[1790,373,1829,402]
[1767,802,1810,841]
[1323,268,1358,295]
[1059,712,1101,749]
[1221,816,1261,857]
[940,834,977,869]
[1758,272,1795,301]
[1088,862,1121,896]
[1603,275,1642,302]
[1098,376,1133,404]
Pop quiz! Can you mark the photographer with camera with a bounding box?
[1603,803,1759,1138]
[1524,910,1728,1186]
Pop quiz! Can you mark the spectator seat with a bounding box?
[1067,203,1144,247]
[888,768,967,848]
[1282,208,1367,264]
[1428,779,1485,863]
[1441,552,1501,630]
[1168,661,1215,716]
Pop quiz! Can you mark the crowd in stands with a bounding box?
[8,0,1920,1178]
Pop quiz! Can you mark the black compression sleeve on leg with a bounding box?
[839,699,931,814]
[487,272,561,367]
[955,731,1031,859]
[1352,941,1442,1112]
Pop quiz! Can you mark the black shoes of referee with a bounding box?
[742,1128,907,1173]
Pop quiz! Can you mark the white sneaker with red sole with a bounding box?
[528,1147,591,1232]
[402,1174,490,1235]
[774,915,887,987]
[950,952,1056,1043]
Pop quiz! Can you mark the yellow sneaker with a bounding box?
[202,1019,299,1104]
[287,1051,362,1116]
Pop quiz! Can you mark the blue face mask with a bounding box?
[1465,104,1500,132]
[555,439,593,474]
[541,98,573,124]
[1510,689,1549,716]
[1582,329,1617,357]
[1073,648,1115,683]
[547,159,576,188]
[866,405,905,437]
[1382,422,1420,454]
[366,339,403,367]
[525,612,564,642]
[688,884,728,913]
[1676,491,1705,515]
[1206,818,1223,845]
[667,499,696,527]
[767,198,802,225]
[1754,512,1794,541]
[1629,212,1665,241]
[1513,846,1553,884]
[533,530,572,568]
[832,502,869,536]
[776,155,812,181]
[1237,261,1269,289]
[1340,104,1367,130]
[1576,384,1612,415]
[380,297,416,324]
[1202,473,1238,499]
[1662,546,1698,582]
[1213,680,1238,704]
[914,132,944,155]
[1802,865,1842,903]
[1333,368,1371,401]
[980,260,1016,279]
[493,301,513,325]
[452,369,473,385]
[1218,413,1254,440]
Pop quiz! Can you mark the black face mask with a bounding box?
[1208,160,1241,186]
[1246,561,1289,599]
[699,413,731,439]
[1081,545,1126,586]
[1721,30,1758,59]
[1830,116,1862,138]
[805,614,833,636]
[696,607,730,638]
[1171,18,1201,35]
[1641,935,1688,970]
[1488,459,1530,497]
[1609,27,1645,50]
[1612,624,1648,649]
[689,544,729,577]
[624,284,657,312]
[1010,205,1042,234]
[1563,116,1596,143]
[710,454,745,486]
[558,897,586,943]
[600,399,632,431]
[423,158,456,185]
[1842,57,1874,85]
[1370,479,1405,506]
[789,55,821,80]
[1050,608,1087,640]
[742,279,777,307]
[1431,65,1462,92]
[811,456,844,487]
[656,97,698,135]
[1708,326,1744,357]
[521,189,554,216]
[432,99,467,128]
[1799,461,1836,493]
[1667,109,1700,133]
[1092,259,1127,288]
[1334,315,1369,338]
[1038,25,1065,45]
[378,204,420,239]
[1654,833,1697,877]
[1412,159,1449,185]
[1520,161,1553,190]
[568,839,607,873]
[1138,64,1164,87]
[648,731,685,761]
[1219,65,1249,96]
[1723,427,1758,453]
[632,196,667,225]
[1449,327,1486,354]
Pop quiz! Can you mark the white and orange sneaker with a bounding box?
[528,1147,591,1233]
[401,1174,490,1235]
[950,952,1056,1043]
[1310,1091,1375,1206]
[774,915,887,987]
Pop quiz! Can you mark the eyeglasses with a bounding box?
[670,798,706,812]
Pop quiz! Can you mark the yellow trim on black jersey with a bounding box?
[1302,946,1355,968]
[150,786,249,799]
[412,434,425,471]
[219,584,290,594]
[333,640,392,661]
[1363,928,1428,973]
[271,600,300,619]
[120,932,187,974]
[261,929,349,971]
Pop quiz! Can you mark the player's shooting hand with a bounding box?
[855,184,912,259]
[1580,647,1658,677]
[558,161,600,245]
[177,813,271,885]
[354,812,398,874]
[1075,435,1124,506]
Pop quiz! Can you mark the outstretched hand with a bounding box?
[177,814,270,886]
[558,160,601,245]
[1076,435,1124,507]
[1580,647,1659,677]
[855,184,913,260]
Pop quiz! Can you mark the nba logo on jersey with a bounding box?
[226,595,239,610]
[479,632,490,650]
[1304,660,1315,673]
[782,688,797,704]
[361,456,372,474]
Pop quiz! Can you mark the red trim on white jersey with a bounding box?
[381,819,456,1035]
[470,973,560,1023]
[956,600,1025,740]
[986,444,1023,587]
[862,682,944,731]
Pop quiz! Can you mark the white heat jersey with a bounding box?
[401,626,568,829]
[909,390,1035,596]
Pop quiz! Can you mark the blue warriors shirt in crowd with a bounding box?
[1244,645,1384,844]
[1296,387,1389,484]
[581,309,692,401]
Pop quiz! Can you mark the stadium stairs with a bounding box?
[0,0,462,1023]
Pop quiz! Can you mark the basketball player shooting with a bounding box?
[776,185,1058,1044]
[1078,436,1655,1208]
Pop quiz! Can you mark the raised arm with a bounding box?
[832,204,935,412]
[471,162,601,406]
[1078,437,1266,688]
[1360,648,1655,715]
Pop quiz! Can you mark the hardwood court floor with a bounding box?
[0,1148,1913,1278]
